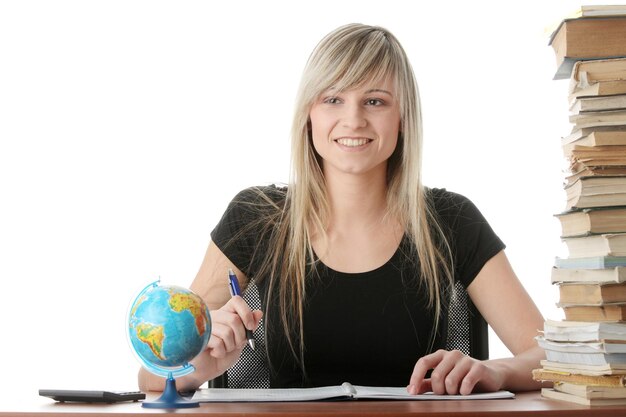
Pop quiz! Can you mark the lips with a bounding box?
[334,137,372,147]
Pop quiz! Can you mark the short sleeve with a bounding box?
[429,189,506,288]
[210,185,285,277]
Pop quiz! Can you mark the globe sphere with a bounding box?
[128,281,211,377]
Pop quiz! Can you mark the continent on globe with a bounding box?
[135,323,166,361]
[169,292,209,337]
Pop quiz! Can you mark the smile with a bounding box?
[334,138,372,147]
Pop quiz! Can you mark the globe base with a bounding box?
[142,374,199,409]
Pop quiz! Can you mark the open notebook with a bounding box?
[192,382,515,402]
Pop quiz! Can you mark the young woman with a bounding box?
[139,23,545,395]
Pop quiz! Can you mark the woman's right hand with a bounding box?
[204,295,263,377]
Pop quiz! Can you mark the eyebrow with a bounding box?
[365,88,393,96]
[323,87,394,97]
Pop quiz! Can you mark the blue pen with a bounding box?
[228,268,256,350]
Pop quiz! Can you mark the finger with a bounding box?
[207,322,240,357]
[460,362,500,395]
[407,378,433,395]
[206,333,229,358]
[210,310,248,350]
[408,350,446,394]
[207,336,227,358]
[226,296,257,330]
[459,364,482,396]
[251,310,264,330]
[442,356,474,395]
[428,350,466,395]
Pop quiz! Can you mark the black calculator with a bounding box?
[39,389,146,403]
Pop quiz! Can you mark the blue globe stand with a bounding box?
[142,372,199,409]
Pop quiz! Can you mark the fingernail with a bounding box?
[407,384,415,395]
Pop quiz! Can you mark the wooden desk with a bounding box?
[3,391,623,416]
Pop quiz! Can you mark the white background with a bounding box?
[0,0,609,393]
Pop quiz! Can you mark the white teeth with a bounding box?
[336,138,369,147]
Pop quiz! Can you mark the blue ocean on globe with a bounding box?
[128,282,211,377]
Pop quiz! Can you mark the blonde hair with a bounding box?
[253,23,454,374]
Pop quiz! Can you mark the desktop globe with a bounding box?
[128,280,211,408]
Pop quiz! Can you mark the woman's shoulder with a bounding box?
[225,184,288,218]
[231,184,288,204]
[425,186,490,229]
[212,184,287,242]
[425,186,497,237]
[425,187,473,211]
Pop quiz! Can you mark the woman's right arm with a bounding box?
[137,242,263,392]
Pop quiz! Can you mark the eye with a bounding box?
[365,98,384,106]
[323,96,341,104]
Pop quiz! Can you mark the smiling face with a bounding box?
[308,77,401,179]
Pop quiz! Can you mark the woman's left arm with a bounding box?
[408,250,547,395]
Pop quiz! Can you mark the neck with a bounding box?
[323,164,390,230]
[310,162,403,273]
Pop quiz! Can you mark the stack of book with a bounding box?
[533,320,626,405]
[534,5,626,406]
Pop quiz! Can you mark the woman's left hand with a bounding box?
[407,349,505,395]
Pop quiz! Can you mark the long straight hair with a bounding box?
[252,23,454,374]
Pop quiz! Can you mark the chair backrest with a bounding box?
[445,280,489,361]
[210,280,488,388]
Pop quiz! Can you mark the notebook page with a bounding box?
[351,385,515,400]
[192,385,348,402]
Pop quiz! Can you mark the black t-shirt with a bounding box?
[211,185,505,388]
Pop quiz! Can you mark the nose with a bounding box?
[341,103,367,129]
